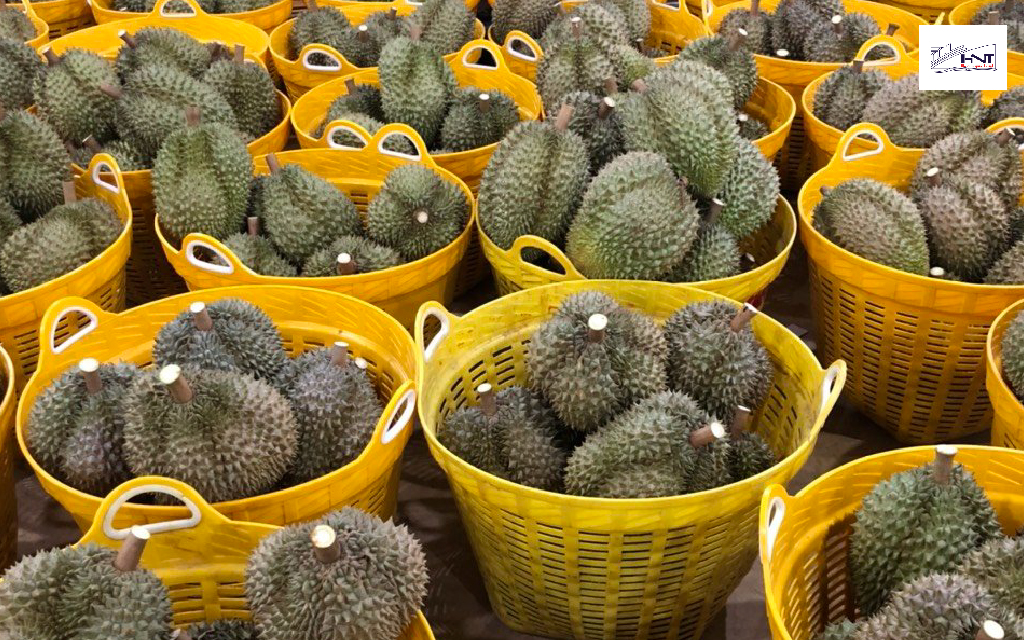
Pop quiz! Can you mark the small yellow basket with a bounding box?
[17,285,418,531]
[270,0,486,101]
[73,476,435,639]
[0,347,15,572]
[986,299,1024,449]
[799,122,1024,444]
[415,280,846,640]
[760,445,1024,640]
[27,0,90,36]
[11,0,49,48]
[88,0,291,32]
[0,154,131,390]
[951,0,1024,75]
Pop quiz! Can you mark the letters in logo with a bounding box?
[929,42,998,72]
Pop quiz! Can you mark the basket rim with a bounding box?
[986,298,1024,414]
[87,0,290,20]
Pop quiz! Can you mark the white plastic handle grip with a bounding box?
[301,47,342,72]
[504,35,538,62]
[377,131,423,161]
[91,161,121,194]
[51,306,99,355]
[420,307,450,362]
[185,239,234,275]
[840,127,884,161]
[820,362,841,414]
[461,43,502,71]
[763,495,786,558]
[325,123,369,150]
[382,388,416,444]
[102,483,202,539]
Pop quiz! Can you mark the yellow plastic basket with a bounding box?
[760,445,1024,640]
[17,285,418,531]
[798,122,1024,444]
[0,347,15,572]
[414,281,846,640]
[88,0,291,32]
[270,0,486,101]
[27,0,90,36]
[986,299,1024,449]
[803,35,1024,172]
[951,0,1024,74]
[0,154,131,390]
[11,0,49,48]
[71,476,435,639]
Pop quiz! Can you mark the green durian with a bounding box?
[726,405,777,480]
[563,91,625,172]
[541,2,629,54]
[771,0,843,59]
[152,118,251,245]
[491,0,558,42]
[72,137,149,172]
[0,110,68,219]
[714,137,780,238]
[718,0,772,55]
[0,38,43,111]
[0,199,20,241]
[813,620,860,640]
[959,536,1024,619]
[595,0,651,45]
[0,5,34,41]
[812,61,889,131]
[668,221,742,283]
[366,163,469,260]
[862,74,987,147]
[313,81,385,137]
[803,12,880,62]
[123,364,297,502]
[737,111,770,140]
[36,49,120,144]
[529,291,668,431]
[1001,310,1024,398]
[986,84,1024,125]
[910,129,1023,210]
[244,508,427,640]
[677,34,758,109]
[220,217,298,277]
[216,0,275,13]
[402,0,474,55]
[607,43,656,90]
[565,151,700,280]
[301,235,403,275]
[848,447,1002,615]
[202,46,280,140]
[535,17,617,114]
[439,86,520,152]
[115,28,214,80]
[986,239,1024,284]
[378,33,456,148]
[186,620,259,640]
[287,3,351,60]
[152,298,290,384]
[363,8,406,52]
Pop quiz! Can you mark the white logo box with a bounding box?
[918,24,1007,90]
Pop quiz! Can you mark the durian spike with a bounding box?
[185,106,201,127]
[570,15,582,37]
[357,25,369,42]
[336,252,356,275]
[190,301,214,331]
[79,358,103,395]
[729,28,748,51]
[62,181,77,205]
[98,83,122,99]
[690,421,727,448]
[553,103,574,131]
[414,210,429,224]
[977,621,1005,640]
[160,364,194,404]
[311,524,341,563]
[409,23,423,41]
[477,93,491,113]
[233,44,244,63]
[926,166,941,187]
[996,128,1014,145]
[851,59,864,73]
[730,405,753,441]
[933,444,958,484]
[729,303,758,332]
[988,10,1001,24]
[477,383,497,416]
[119,31,137,48]
[751,0,760,14]
[707,198,725,225]
[266,153,283,175]
[587,314,608,343]
[82,136,102,153]
[114,525,150,571]
[246,216,260,236]
[172,629,193,640]
[830,14,842,36]
[598,96,615,119]
[329,341,349,366]
[43,49,60,66]
[886,23,898,36]
[344,78,357,94]
[630,78,648,92]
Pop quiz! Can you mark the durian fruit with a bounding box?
[403,0,474,55]
[668,217,742,283]
[595,0,651,45]
[363,8,406,53]
[186,620,259,640]
[910,129,1023,210]
[72,136,149,172]
[491,0,558,42]
[529,291,668,431]
[477,109,590,253]
[959,536,1024,619]
[803,13,880,62]
[986,239,1024,284]
[314,80,385,130]
[718,0,772,55]
[244,509,427,640]
[284,343,383,484]
[1000,310,1024,398]
[25,358,139,495]
[813,620,860,640]
[986,84,1024,125]
[152,112,252,245]
[0,532,173,640]
[378,31,456,148]
[220,217,297,277]
[0,199,20,242]
[0,3,34,41]
[439,87,520,152]
[771,0,844,59]
[541,2,630,53]
[287,2,351,60]
[563,90,625,172]
[0,38,43,111]
[848,445,1002,615]
[811,179,930,275]
[301,235,403,276]
[114,28,214,80]
[726,404,777,480]
[677,33,758,109]
[713,137,780,239]
[535,17,617,115]
[259,153,362,264]
[123,364,297,502]
[35,49,121,145]
[437,383,567,491]
[812,60,889,132]
[152,299,290,384]
[862,74,987,148]
[365,163,469,260]
[0,109,69,219]
[563,390,727,498]
[202,45,280,140]
[606,42,657,91]
[217,0,275,13]
[737,111,769,140]
[664,302,772,418]
[565,151,700,280]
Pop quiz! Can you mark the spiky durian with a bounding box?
[813,620,860,640]
[737,112,770,140]
[803,13,880,62]
[491,0,558,42]
[220,217,297,277]
[718,0,772,55]
[677,34,758,109]
[986,239,1024,284]
[378,33,456,148]
[535,17,617,115]
[607,43,657,90]
[0,110,68,219]
[541,2,629,53]
[0,5,34,41]
[812,61,889,131]
[771,0,843,59]
[152,299,290,385]
[71,137,149,172]
[186,620,258,640]
[301,235,403,276]
[595,0,651,45]
[244,509,427,640]
[714,137,780,239]
[439,87,520,152]
[36,49,120,145]
[26,359,139,495]
[910,129,1023,210]
[529,291,668,431]
[726,405,777,480]
[667,221,742,283]
[812,179,930,275]
[0,199,20,242]
[202,46,280,140]
[115,28,214,80]
[363,9,406,53]
[257,154,362,264]
[217,0,276,12]
[287,3,351,60]
[0,38,42,111]
[365,163,469,260]
[402,0,474,55]
[986,84,1024,125]
[1001,310,1024,398]
[563,91,625,172]
[315,81,385,131]
[849,446,1002,615]
[438,383,567,491]
[862,74,987,147]
[565,151,700,280]
[958,536,1024,619]
[123,364,297,502]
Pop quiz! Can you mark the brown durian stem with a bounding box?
[114,526,150,571]
[977,621,1005,640]
[729,304,757,332]
[43,49,60,66]
[988,10,1001,23]
[190,301,214,331]
[886,23,898,36]
[99,83,122,99]
[388,7,397,18]
[357,25,369,42]
[185,106,201,126]
[477,93,491,113]
[751,0,759,14]
[604,77,618,96]
[570,15,582,37]
[336,253,357,275]
[587,314,608,343]
[690,422,726,448]
[311,524,341,563]
[598,96,615,119]
[933,444,957,484]
[409,23,423,41]
[729,28,747,51]
[246,216,260,236]
[851,59,864,73]
[707,198,724,225]
[233,43,244,62]
[330,341,350,366]
[83,136,102,153]
[477,383,497,416]
[344,78,357,94]
[266,153,282,175]
[553,103,574,130]
[926,166,941,187]
[776,48,790,58]
[730,405,753,440]
[62,181,77,205]
[79,358,103,395]
[830,14,842,36]
[630,78,648,92]
[996,128,1014,145]
[160,364,194,404]
[120,31,137,48]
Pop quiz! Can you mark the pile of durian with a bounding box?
[0,508,428,640]
[478,32,780,283]
[438,292,781,498]
[25,298,390,500]
[816,447,1024,640]
[971,0,1024,54]
[812,128,1024,284]
[1000,309,1024,403]
[0,3,34,44]
[114,0,275,14]
[813,64,1024,146]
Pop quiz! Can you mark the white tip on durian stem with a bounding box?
[708,197,725,225]
[570,15,582,37]
[388,7,397,17]
[933,444,958,485]
[978,621,1005,640]
[729,303,758,332]
[357,24,368,41]
[311,524,341,563]
[930,266,947,278]
[478,93,491,113]
[477,383,497,416]
[233,43,244,62]
[988,10,1001,23]
[554,103,574,131]
[852,59,864,72]
[190,301,214,331]
[729,28,747,51]
[185,106,201,127]
[598,96,615,118]
[731,405,752,440]
[604,77,618,96]
[246,216,260,236]
[742,252,756,270]
[336,252,356,275]
[79,358,103,395]
[354,357,367,370]
[831,14,842,34]
[776,48,790,58]
[114,526,150,571]
[62,181,77,205]
[926,166,941,187]
[886,23,898,36]
[690,423,725,447]
[738,112,749,123]
[43,48,59,66]
[265,152,282,175]
[83,136,102,153]
[587,314,608,343]
[330,341,349,366]
[414,210,429,224]
[159,364,194,404]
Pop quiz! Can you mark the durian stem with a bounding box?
[729,304,757,332]
[311,524,341,563]
[99,84,122,99]
[553,103,575,131]
[43,49,60,66]
[707,198,724,225]
[119,31,137,48]
[62,181,77,205]
[114,526,150,571]
[851,59,864,73]
[570,15,582,37]
[977,621,1005,640]
[357,25,369,42]
[266,153,282,175]
[926,166,942,187]
[409,23,423,41]
[477,93,491,113]
[344,78,357,94]
[630,78,648,92]
[387,7,396,18]
[83,136,102,153]
[751,0,759,14]
[190,301,214,331]
[246,216,260,236]
[185,106,201,127]
[933,444,958,485]
[79,358,103,395]
[598,96,615,119]
[728,28,747,51]
[477,383,497,416]
[604,77,618,96]
[233,44,244,63]
[830,14,842,36]
[414,210,429,224]
[690,422,726,448]
[988,10,1001,23]
[996,128,1014,145]
[160,364,194,404]
[886,23,898,36]
[730,405,752,440]
[587,314,607,343]
[330,341,349,366]
[336,253,356,275]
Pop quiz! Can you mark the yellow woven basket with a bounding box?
[986,299,1024,449]
[71,476,435,638]
[0,347,15,572]
[270,0,486,101]
[17,285,418,531]
[760,445,1024,640]
[88,0,291,32]
[414,281,846,640]
[803,35,1024,172]
[11,0,49,48]
[0,154,131,390]
[951,0,1024,74]
[26,0,89,36]
[798,122,1024,444]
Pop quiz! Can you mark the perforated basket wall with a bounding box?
[28,0,89,36]
[986,299,1024,449]
[17,285,418,531]
[760,445,1024,640]
[0,347,15,572]
[798,123,1024,444]
[88,0,290,31]
[951,0,1024,74]
[414,280,846,640]
[0,155,131,390]
[74,477,435,638]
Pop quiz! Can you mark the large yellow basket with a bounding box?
[986,299,1024,449]
[27,0,89,36]
[88,0,291,31]
[414,280,846,640]
[803,36,1024,171]
[270,0,486,101]
[0,154,131,390]
[16,285,418,531]
[760,445,1024,640]
[0,347,15,572]
[799,123,1024,444]
[72,476,435,639]
[951,0,1024,74]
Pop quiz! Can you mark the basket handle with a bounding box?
[457,39,506,72]
[183,233,242,275]
[380,381,416,445]
[833,123,894,164]
[507,234,584,280]
[96,478,214,540]
[503,30,540,62]
[39,297,108,361]
[759,484,793,564]
[819,360,846,416]
[87,153,126,196]
[322,119,374,150]
[934,11,945,24]
[151,0,206,17]
[854,35,911,69]
[415,301,456,363]
[18,0,39,21]
[300,44,344,72]
[986,117,1024,139]
[372,123,432,163]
